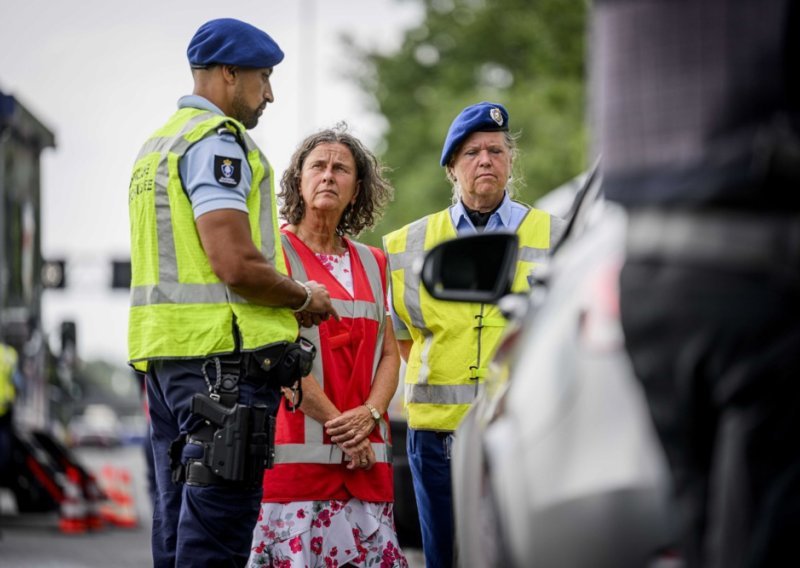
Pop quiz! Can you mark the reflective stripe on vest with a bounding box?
[274,442,392,465]
[274,235,391,465]
[385,205,561,430]
[127,108,298,370]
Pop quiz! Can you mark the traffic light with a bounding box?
[111,260,131,289]
[42,259,66,288]
[60,320,77,353]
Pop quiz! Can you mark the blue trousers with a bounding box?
[407,428,454,568]
[146,358,280,568]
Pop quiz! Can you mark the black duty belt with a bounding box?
[625,209,800,268]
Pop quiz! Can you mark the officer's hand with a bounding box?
[304,281,340,322]
[294,310,325,328]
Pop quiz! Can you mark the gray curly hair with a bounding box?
[279,124,394,237]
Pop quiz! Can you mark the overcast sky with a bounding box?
[0,0,421,363]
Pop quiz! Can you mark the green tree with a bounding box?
[347,0,587,245]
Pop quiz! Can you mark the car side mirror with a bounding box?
[421,232,518,303]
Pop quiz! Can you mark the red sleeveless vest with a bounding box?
[261,229,394,502]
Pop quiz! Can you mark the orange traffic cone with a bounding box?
[98,465,138,528]
[98,465,117,525]
[58,466,88,534]
[112,468,138,528]
[81,471,107,530]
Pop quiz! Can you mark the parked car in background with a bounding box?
[421,172,679,568]
[67,403,122,447]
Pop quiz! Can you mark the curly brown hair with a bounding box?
[279,124,394,238]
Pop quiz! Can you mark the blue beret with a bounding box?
[187,18,284,69]
[440,102,509,166]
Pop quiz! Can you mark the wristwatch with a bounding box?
[364,403,381,422]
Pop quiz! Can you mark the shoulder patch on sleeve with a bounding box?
[214,155,242,187]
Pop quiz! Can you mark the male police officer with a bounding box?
[383,102,564,567]
[128,18,337,567]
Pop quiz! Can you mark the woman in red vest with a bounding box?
[249,126,408,568]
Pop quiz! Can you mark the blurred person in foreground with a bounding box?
[383,102,565,567]
[592,2,800,567]
[249,126,408,567]
[127,18,337,567]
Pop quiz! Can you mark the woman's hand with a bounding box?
[341,438,376,470]
[325,405,376,448]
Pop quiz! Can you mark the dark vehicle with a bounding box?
[388,383,422,548]
[421,173,679,568]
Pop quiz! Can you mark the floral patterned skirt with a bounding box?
[248,499,409,568]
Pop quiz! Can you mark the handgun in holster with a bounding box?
[183,393,275,487]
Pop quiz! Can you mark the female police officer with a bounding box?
[383,102,564,567]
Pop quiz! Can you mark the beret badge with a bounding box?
[490,107,504,127]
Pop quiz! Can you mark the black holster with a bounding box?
[183,393,275,488]
[246,338,316,388]
[171,339,316,488]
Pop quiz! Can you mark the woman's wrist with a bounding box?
[364,402,382,422]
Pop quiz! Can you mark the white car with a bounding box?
[68,403,122,447]
[421,174,679,568]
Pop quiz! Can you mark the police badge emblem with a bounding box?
[490,107,504,127]
[221,160,234,179]
[214,155,242,186]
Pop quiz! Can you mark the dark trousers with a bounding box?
[142,420,156,510]
[620,252,800,568]
[407,428,454,568]
[0,411,12,480]
[146,358,280,568]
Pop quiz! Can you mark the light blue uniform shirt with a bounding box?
[391,192,530,339]
[177,95,250,219]
[449,192,530,235]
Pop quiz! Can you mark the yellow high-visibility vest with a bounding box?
[0,343,18,417]
[384,206,562,431]
[127,108,298,371]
